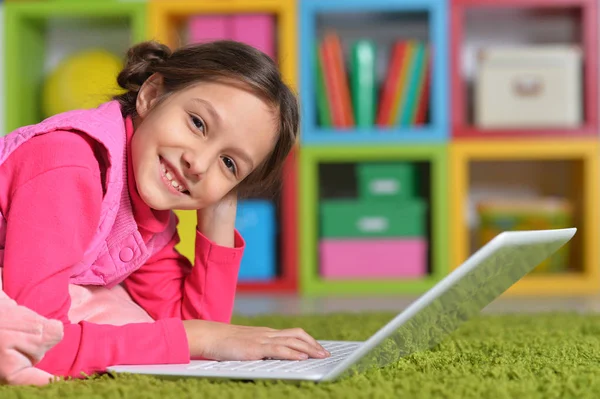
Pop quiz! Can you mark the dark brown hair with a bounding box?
[113,40,298,197]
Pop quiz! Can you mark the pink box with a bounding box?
[319,239,427,279]
[188,16,230,44]
[230,14,276,59]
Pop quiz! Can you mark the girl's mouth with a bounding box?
[159,157,190,195]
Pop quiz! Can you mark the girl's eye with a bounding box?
[191,115,205,133]
[222,156,237,174]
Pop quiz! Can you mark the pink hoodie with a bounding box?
[0,102,245,385]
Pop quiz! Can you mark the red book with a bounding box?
[327,33,354,127]
[320,34,344,127]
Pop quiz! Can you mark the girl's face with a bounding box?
[131,75,278,210]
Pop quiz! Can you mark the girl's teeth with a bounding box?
[161,160,185,192]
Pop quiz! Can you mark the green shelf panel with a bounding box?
[4,0,147,132]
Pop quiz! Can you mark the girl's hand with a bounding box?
[0,295,64,385]
[183,319,330,361]
[196,189,238,247]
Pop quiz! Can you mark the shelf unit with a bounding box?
[4,0,147,132]
[149,0,299,294]
[449,139,600,295]
[300,145,449,295]
[299,0,449,145]
[2,0,599,298]
[450,0,598,139]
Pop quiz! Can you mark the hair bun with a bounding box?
[116,41,172,92]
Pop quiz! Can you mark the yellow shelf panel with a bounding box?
[504,273,600,296]
[450,138,600,295]
[450,138,600,159]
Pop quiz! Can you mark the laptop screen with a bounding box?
[326,228,575,381]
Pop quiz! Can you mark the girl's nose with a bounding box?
[182,150,212,179]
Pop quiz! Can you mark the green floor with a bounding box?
[2,312,600,398]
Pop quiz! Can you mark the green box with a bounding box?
[357,162,417,201]
[320,199,427,238]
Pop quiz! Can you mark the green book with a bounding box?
[406,43,429,125]
[398,42,425,126]
[350,40,377,128]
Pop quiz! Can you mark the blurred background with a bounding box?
[1,0,599,315]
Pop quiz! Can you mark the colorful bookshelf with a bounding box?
[449,139,600,295]
[299,0,449,145]
[3,0,598,299]
[300,145,449,296]
[451,0,598,138]
[148,0,299,294]
[4,0,147,132]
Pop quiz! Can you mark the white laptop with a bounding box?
[108,228,576,383]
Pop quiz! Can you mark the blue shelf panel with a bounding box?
[299,0,449,145]
[302,0,443,12]
[302,126,445,145]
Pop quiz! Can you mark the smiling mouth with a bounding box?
[159,157,190,195]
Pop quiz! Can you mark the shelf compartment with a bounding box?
[4,0,147,132]
[449,138,600,295]
[299,0,449,145]
[300,144,449,295]
[450,0,597,138]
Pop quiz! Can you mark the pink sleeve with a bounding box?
[1,132,189,378]
[123,225,245,323]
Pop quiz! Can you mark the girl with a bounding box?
[0,40,328,386]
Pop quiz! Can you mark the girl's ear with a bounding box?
[136,73,164,118]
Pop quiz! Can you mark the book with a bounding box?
[325,32,354,128]
[389,40,415,126]
[376,41,408,127]
[400,42,426,126]
[320,36,344,127]
[315,44,332,127]
[414,46,431,126]
[351,40,377,128]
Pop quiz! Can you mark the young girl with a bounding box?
[0,40,328,386]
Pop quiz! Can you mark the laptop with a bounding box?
[107,228,576,382]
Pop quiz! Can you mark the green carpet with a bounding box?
[2,311,600,398]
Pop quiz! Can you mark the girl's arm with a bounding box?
[122,213,245,323]
[1,131,189,378]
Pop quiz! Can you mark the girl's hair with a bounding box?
[113,40,298,197]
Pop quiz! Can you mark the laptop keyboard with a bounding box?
[187,342,361,373]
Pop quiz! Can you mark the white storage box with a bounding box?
[475,46,582,129]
